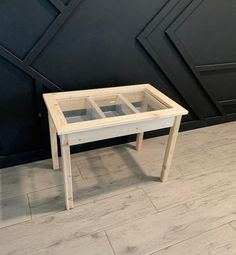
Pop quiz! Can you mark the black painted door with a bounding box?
[1,0,236,167]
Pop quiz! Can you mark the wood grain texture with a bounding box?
[152,225,236,255]
[0,158,81,200]
[106,186,236,255]
[60,134,73,210]
[2,122,236,254]
[143,160,236,210]
[160,116,182,181]
[48,112,59,170]
[175,141,236,176]
[0,190,155,254]
[0,230,115,255]
[0,195,31,228]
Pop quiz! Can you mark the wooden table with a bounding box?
[43,84,188,210]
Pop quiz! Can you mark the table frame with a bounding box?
[44,84,188,210]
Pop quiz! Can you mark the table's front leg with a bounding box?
[48,112,59,170]
[60,135,74,210]
[160,116,182,182]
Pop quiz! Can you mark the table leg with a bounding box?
[60,135,74,210]
[48,112,59,170]
[136,132,144,151]
[160,116,182,182]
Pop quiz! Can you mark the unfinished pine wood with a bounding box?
[60,135,73,210]
[43,84,187,209]
[160,116,182,182]
[136,132,144,151]
[48,112,59,170]
[43,84,187,135]
[68,117,175,145]
[2,122,236,254]
[118,94,145,151]
[135,93,148,151]
[87,97,106,118]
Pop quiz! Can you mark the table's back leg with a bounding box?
[48,112,59,170]
[60,135,74,210]
[136,132,144,151]
[160,116,182,182]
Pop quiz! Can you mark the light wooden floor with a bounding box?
[1,122,236,254]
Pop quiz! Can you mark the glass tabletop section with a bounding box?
[57,90,170,124]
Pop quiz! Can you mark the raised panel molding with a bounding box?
[1,0,236,167]
[0,0,84,92]
[138,0,225,118]
[165,0,236,114]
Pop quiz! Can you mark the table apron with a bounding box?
[67,116,175,146]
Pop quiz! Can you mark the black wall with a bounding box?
[1,0,236,168]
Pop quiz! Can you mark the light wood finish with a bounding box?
[0,195,31,228]
[136,132,144,151]
[143,161,236,211]
[144,91,168,110]
[43,84,187,135]
[68,117,175,145]
[160,116,182,182]
[152,225,236,255]
[135,94,148,151]
[0,190,155,254]
[60,135,73,210]
[48,113,59,170]
[2,123,236,254]
[43,84,187,209]
[107,186,236,255]
[117,93,139,114]
[117,94,145,151]
[87,97,106,118]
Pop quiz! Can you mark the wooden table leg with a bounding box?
[60,135,74,210]
[160,116,182,182]
[136,132,144,151]
[48,112,59,170]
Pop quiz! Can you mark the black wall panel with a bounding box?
[1,0,236,167]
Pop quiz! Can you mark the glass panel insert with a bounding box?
[94,95,135,118]
[123,91,168,112]
[58,98,101,123]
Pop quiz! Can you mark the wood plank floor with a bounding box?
[1,122,236,254]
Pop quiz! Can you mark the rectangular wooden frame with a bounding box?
[43,84,188,210]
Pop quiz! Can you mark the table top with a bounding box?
[43,84,188,135]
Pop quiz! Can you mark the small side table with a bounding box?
[43,84,188,210]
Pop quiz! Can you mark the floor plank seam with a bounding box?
[178,163,235,178]
[0,218,31,230]
[0,193,34,204]
[103,210,158,234]
[229,222,236,232]
[27,194,32,220]
[141,188,160,213]
[71,187,140,209]
[81,169,125,180]
[104,231,117,255]
[26,183,64,196]
[74,164,86,179]
[172,140,236,162]
[0,183,66,203]
[146,223,233,255]
[158,185,236,213]
[203,140,236,150]
[28,186,144,222]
